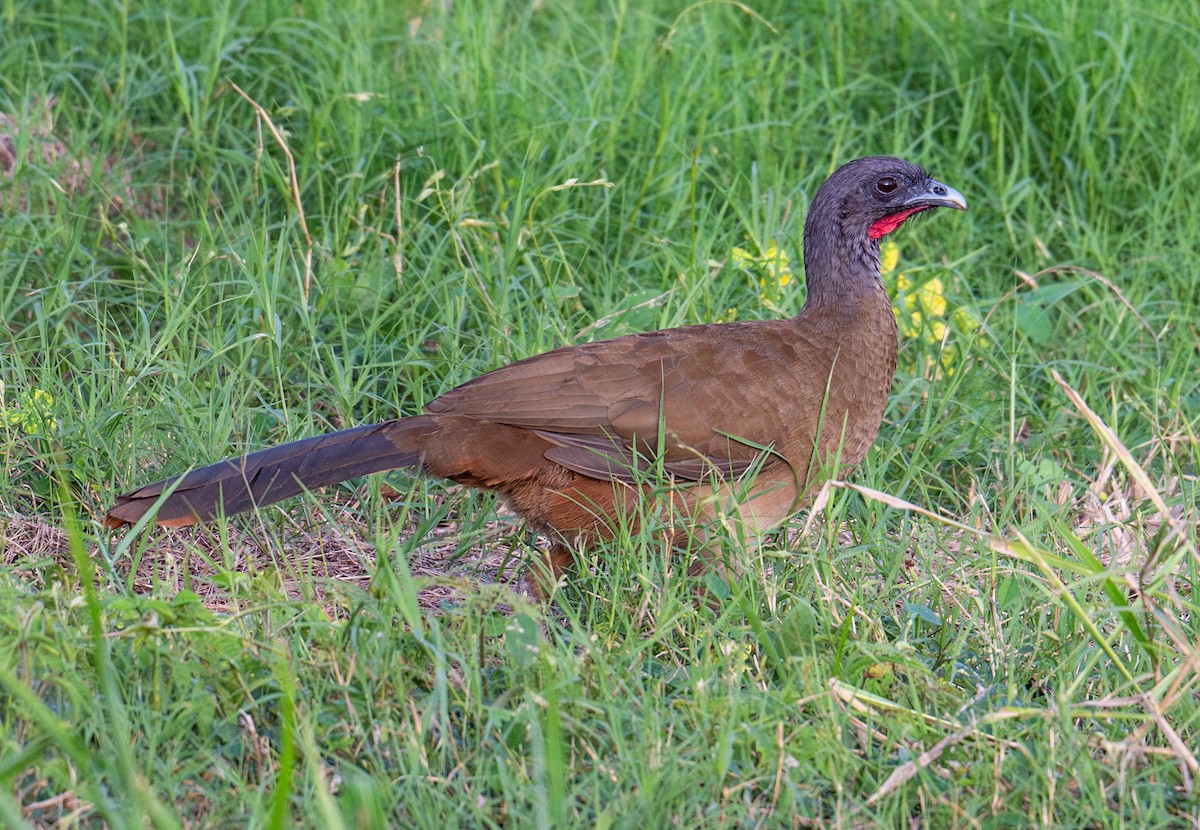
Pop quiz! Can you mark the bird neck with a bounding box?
[799,226,888,313]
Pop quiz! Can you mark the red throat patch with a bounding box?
[868,206,929,240]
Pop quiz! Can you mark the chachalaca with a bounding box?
[105,156,967,597]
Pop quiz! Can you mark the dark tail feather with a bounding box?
[104,418,426,529]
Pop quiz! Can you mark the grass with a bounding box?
[2,0,1198,826]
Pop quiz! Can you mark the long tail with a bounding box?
[104,418,426,529]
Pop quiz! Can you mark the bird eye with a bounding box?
[876,177,898,194]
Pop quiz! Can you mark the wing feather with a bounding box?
[424,320,823,483]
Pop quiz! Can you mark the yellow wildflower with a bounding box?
[763,244,792,286]
[886,252,951,343]
[881,245,977,377]
[730,246,754,269]
[1,381,58,435]
[731,241,795,306]
[880,240,901,275]
[917,278,947,317]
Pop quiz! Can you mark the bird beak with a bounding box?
[905,178,968,212]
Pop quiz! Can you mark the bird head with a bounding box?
[806,156,967,246]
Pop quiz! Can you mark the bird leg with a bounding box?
[523,541,578,601]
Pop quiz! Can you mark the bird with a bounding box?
[105,156,967,599]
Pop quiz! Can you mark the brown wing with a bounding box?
[424,320,829,483]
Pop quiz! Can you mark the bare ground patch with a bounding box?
[0,496,530,615]
[1,96,164,217]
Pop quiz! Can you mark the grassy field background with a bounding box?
[2,0,1198,826]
